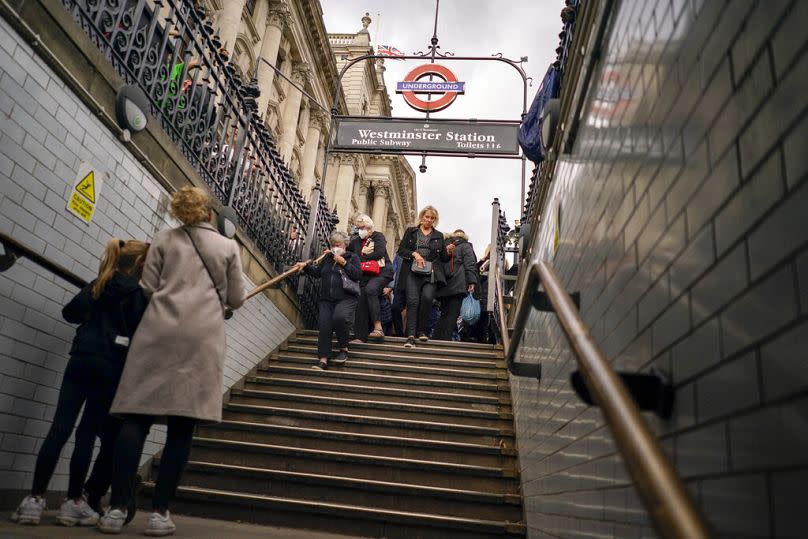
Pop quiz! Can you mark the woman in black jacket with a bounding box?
[434,230,479,341]
[296,231,362,370]
[12,238,148,528]
[396,206,450,348]
[348,214,394,342]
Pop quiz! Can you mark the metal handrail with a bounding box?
[0,232,87,288]
[503,260,711,539]
[493,268,510,354]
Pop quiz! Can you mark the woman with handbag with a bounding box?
[294,231,362,370]
[396,206,450,348]
[434,229,479,341]
[98,186,245,536]
[348,214,394,342]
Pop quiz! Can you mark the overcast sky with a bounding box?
[320,0,562,255]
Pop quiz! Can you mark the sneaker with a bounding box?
[10,495,46,525]
[145,510,176,536]
[57,497,99,526]
[332,350,348,365]
[418,334,429,342]
[404,336,416,348]
[97,508,127,534]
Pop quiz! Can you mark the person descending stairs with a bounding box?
[140,330,526,538]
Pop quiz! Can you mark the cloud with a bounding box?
[321,0,564,256]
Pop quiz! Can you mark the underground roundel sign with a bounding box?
[395,64,466,112]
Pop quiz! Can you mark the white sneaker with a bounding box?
[97,508,127,534]
[57,497,99,526]
[10,495,46,525]
[145,510,176,536]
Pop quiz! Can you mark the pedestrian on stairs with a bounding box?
[434,229,478,341]
[11,238,149,528]
[396,206,450,348]
[294,230,362,370]
[98,186,246,536]
[348,214,394,343]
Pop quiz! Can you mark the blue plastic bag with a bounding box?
[460,292,481,326]
[518,64,561,164]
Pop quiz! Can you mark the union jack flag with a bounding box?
[377,44,405,58]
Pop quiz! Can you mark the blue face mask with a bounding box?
[351,226,358,235]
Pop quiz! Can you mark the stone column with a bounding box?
[256,3,291,117]
[299,109,325,199]
[216,0,247,55]
[356,179,371,214]
[333,156,357,227]
[371,183,389,233]
[278,63,310,164]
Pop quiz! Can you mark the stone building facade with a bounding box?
[207,2,416,251]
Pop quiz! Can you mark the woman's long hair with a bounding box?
[92,238,149,299]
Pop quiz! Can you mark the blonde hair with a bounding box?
[418,206,439,227]
[170,186,210,225]
[93,238,149,299]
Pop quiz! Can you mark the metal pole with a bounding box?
[487,197,500,312]
[257,57,330,114]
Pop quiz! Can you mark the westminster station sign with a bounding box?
[334,118,520,156]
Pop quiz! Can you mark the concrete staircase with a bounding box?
[143,330,526,538]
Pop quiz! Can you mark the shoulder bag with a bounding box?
[339,267,360,296]
[183,227,233,319]
[359,238,381,275]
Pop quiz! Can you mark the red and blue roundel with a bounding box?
[395,64,466,112]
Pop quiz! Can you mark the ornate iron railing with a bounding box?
[61,0,337,327]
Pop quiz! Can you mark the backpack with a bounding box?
[518,64,561,164]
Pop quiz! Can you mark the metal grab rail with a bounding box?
[1,232,87,288]
[504,261,711,539]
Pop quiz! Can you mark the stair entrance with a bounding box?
[143,330,525,538]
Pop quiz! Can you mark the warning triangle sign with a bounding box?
[75,172,95,203]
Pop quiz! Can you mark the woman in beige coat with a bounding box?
[98,187,245,536]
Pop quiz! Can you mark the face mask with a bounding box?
[331,247,345,256]
[358,229,370,240]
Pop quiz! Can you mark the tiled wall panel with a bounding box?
[514,1,807,537]
[0,18,294,498]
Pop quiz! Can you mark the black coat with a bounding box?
[63,272,149,362]
[396,226,450,287]
[304,251,361,302]
[348,231,394,281]
[437,237,479,297]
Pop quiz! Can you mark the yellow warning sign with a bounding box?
[75,172,95,203]
[66,163,104,225]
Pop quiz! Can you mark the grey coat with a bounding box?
[436,232,478,298]
[110,222,245,422]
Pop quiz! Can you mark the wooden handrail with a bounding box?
[1,232,87,288]
[501,260,711,539]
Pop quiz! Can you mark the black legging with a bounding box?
[433,294,464,341]
[110,415,196,512]
[405,272,436,337]
[317,297,358,358]
[354,274,389,340]
[31,355,122,499]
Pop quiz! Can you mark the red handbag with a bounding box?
[361,260,380,275]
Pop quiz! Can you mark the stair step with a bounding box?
[189,437,519,492]
[259,364,509,395]
[246,375,511,406]
[298,329,503,352]
[271,352,506,381]
[229,388,513,426]
[291,335,502,360]
[223,402,513,446]
[141,483,525,538]
[196,420,515,466]
[154,460,523,522]
[286,343,505,370]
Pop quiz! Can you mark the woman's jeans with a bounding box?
[31,355,123,499]
[405,272,436,337]
[318,297,358,358]
[354,274,389,340]
[110,415,197,511]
